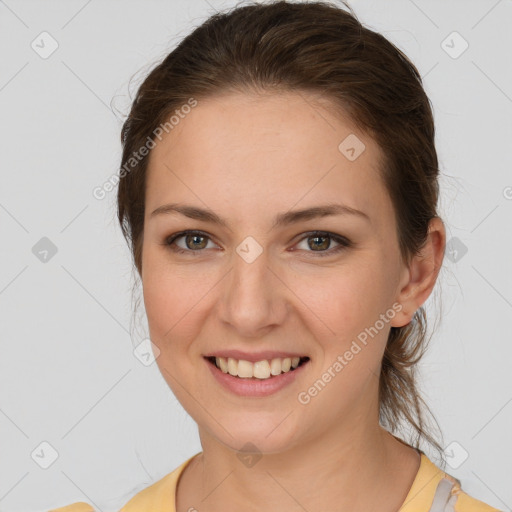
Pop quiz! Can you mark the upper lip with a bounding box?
[203,350,309,363]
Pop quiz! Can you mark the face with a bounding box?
[141,91,412,455]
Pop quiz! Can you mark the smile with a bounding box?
[204,355,311,397]
[206,356,310,380]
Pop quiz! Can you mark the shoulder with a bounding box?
[48,504,95,512]
[452,487,502,512]
[117,468,178,511]
[48,453,201,512]
[400,453,501,512]
[119,452,201,512]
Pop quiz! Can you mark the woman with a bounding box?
[53,1,500,511]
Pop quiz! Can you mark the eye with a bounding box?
[163,230,351,257]
[293,231,351,257]
[164,230,217,255]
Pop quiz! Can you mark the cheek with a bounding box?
[290,257,391,331]
[143,271,174,337]
[141,254,214,348]
[288,258,392,381]
[142,271,196,390]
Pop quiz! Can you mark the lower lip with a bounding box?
[205,358,309,397]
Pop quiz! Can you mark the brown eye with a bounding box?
[184,233,208,250]
[164,230,216,255]
[164,230,351,257]
[295,231,351,257]
[307,234,331,251]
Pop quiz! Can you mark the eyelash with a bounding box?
[162,230,352,258]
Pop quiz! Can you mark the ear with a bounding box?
[391,216,446,328]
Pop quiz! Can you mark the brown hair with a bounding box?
[117,0,444,460]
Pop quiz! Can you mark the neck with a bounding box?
[177,421,421,512]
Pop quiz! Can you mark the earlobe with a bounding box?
[391,217,446,328]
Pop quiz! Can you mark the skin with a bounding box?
[141,91,446,512]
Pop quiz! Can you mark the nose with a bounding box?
[217,247,288,338]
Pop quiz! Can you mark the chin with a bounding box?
[206,415,303,456]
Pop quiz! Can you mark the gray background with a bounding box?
[1,0,511,511]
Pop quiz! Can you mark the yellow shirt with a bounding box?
[50,452,501,512]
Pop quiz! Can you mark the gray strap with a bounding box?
[428,478,456,512]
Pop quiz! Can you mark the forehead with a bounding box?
[145,91,392,227]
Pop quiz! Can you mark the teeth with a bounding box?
[270,358,282,376]
[227,357,238,376]
[237,359,254,378]
[218,357,229,373]
[214,356,304,379]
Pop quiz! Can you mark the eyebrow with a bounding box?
[150,202,370,229]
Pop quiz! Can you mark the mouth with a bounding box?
[204,355,310,380]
